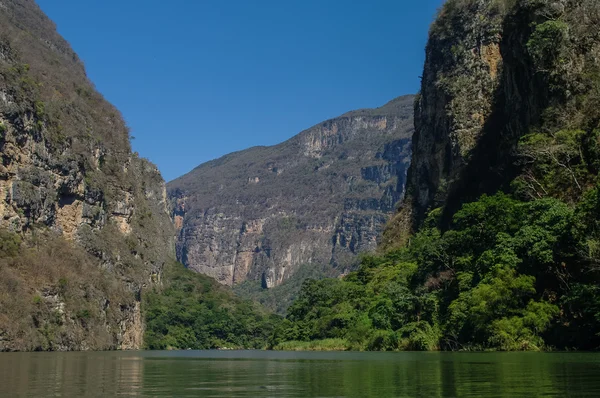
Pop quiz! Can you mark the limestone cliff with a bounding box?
[383,0,600,247]
[0,0,174,351]
[168,96,414,288]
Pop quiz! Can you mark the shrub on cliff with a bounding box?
[0,229,135,351]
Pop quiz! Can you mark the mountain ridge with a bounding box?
[174,95,414,181]
[168,95,414,293]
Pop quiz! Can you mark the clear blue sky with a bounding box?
[37,0,444,181]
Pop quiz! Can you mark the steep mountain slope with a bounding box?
[168,96,414,289]
[0,0,284,352]
[0,0,174,350]
[383,0,600,245]
[275,0,600,351]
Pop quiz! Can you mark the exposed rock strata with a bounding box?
[169,96,414,287]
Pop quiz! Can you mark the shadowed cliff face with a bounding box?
[0,0,174,351]
[168,96,414,287]
[383,0,600,247]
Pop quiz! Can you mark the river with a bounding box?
[1,350,599,397]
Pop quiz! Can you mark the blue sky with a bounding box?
[37,0,444,181]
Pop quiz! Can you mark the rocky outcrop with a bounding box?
[169,96,413,287]
[0,0,174,350]
[383,0,600,247]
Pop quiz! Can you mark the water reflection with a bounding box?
[0,351,599,397]
[0,351,145,396]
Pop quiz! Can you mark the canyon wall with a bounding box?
[169,96,414,288]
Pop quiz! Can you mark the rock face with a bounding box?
[0,0,174,350]
[383,0,600,247]
[168,96,414,287]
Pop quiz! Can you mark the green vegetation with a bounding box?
[273,192,600,351]
[350,0,600,352]
[143,262,281,350]
[515,130,595,202]
[0,229,21,257]
[527,20,570,72]
[233,263,328,315]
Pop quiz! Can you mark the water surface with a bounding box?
[1,350,599,397]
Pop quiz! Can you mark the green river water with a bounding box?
[0,350,599,397]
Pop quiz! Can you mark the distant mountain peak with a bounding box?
[167,96,414,311]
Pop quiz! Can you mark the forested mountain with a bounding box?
[274,0,600,351]
[168,97,414,308]
[0,0,273,351]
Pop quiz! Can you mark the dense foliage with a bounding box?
[273,192,600,351]
[233,263,327,315]
[143,263,281,350]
